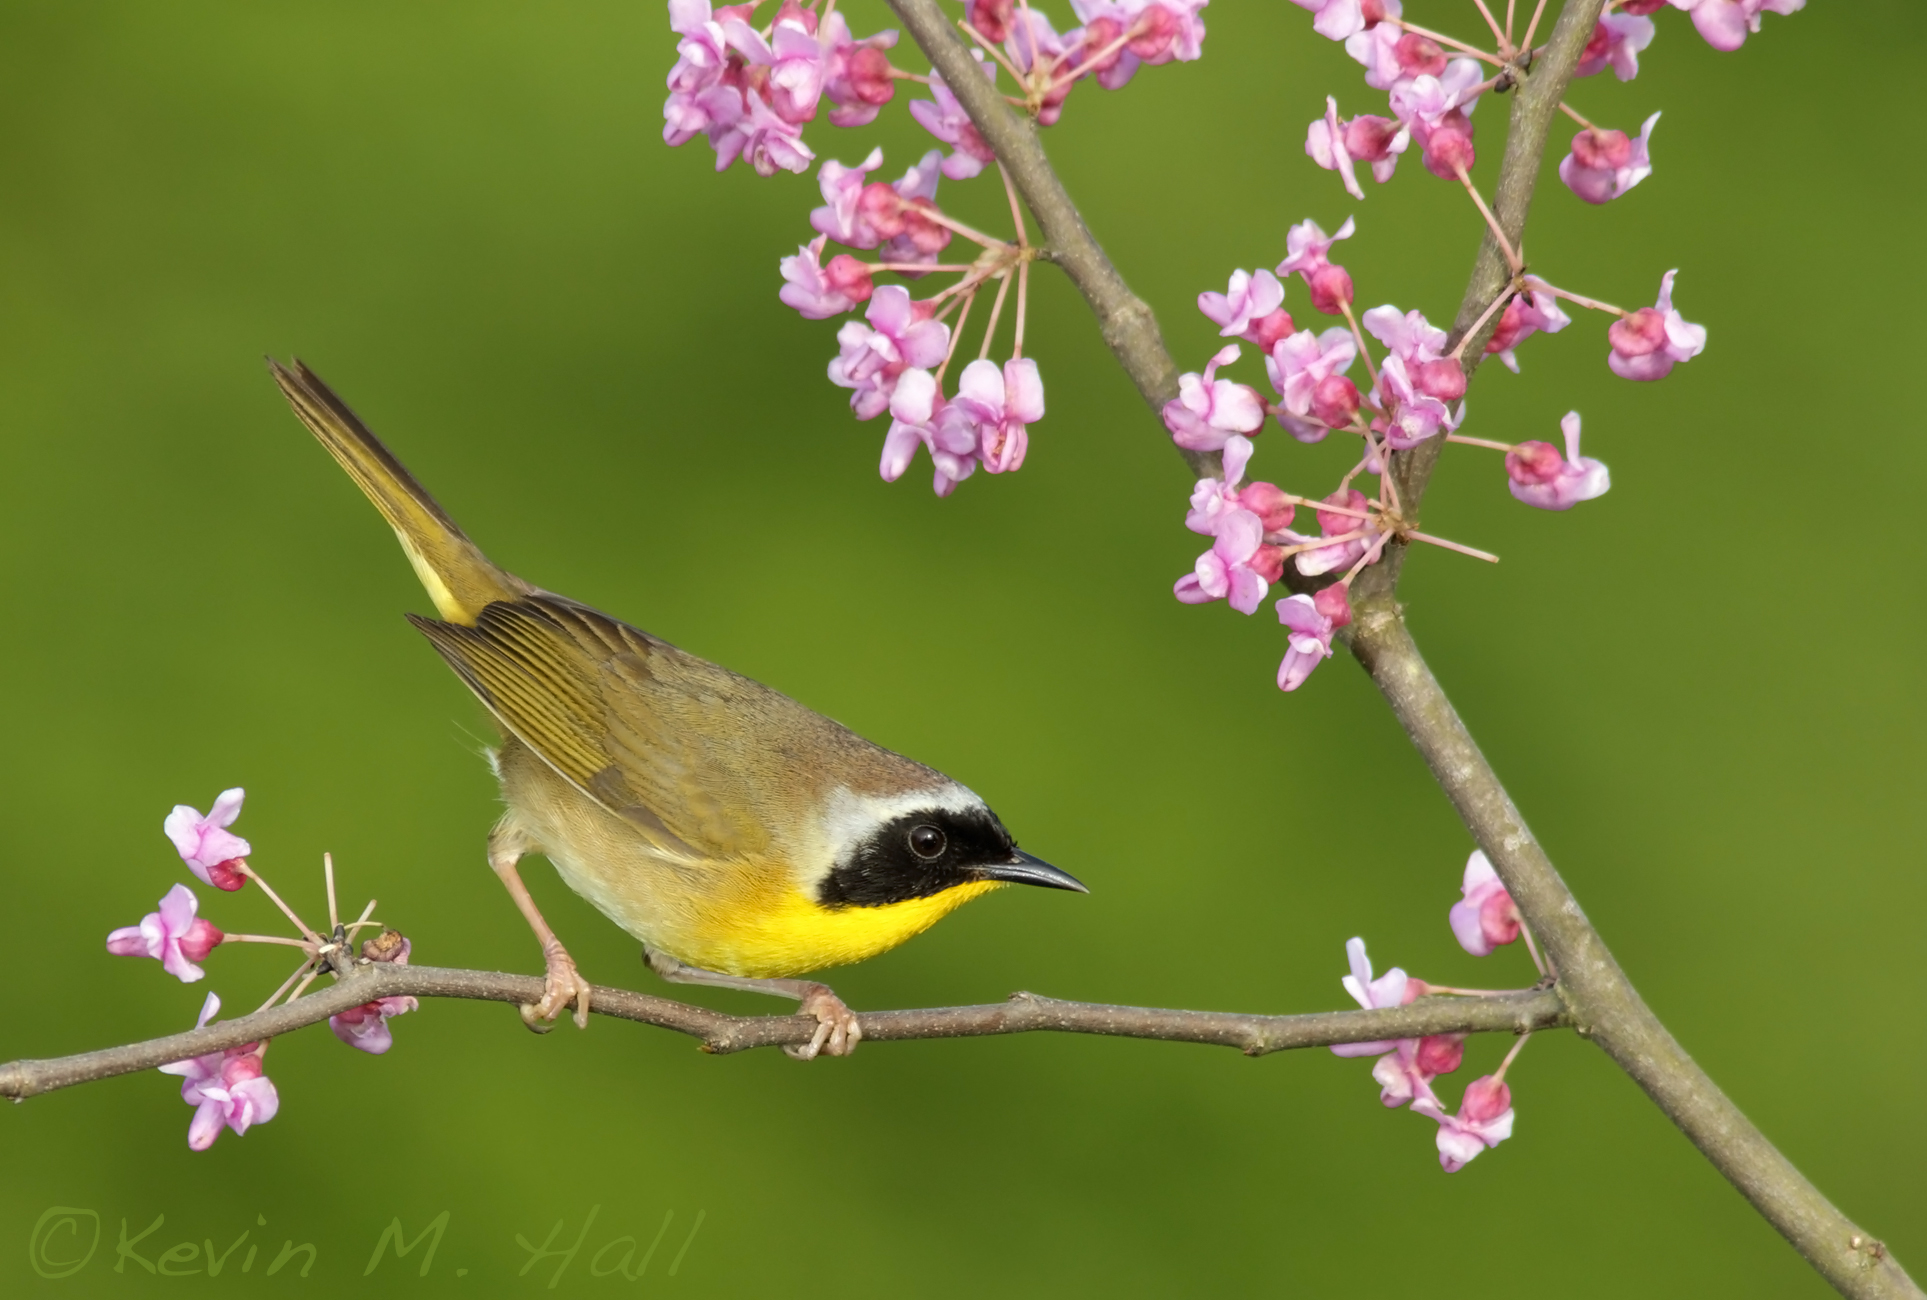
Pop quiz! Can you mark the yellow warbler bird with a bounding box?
[271,360,1082,1058]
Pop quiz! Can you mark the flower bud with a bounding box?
[824,254,875,305]
[965,0,1013,41]
[204,859,248,892]
[1393,32,1447,78]
[1306,264,1354,316]
[1310,374,1361,427]
[1247,308,1297,352]
[1608,307,1668,358]
[1238,481,1296,533]
[1128,3,1178,59]
[220,1053,265,1087]
[1460,1074,1512,1125]
[1412,356,1466,401]
[1317,488,1370,537]
[1313,583,1353,629]
[178,919,224,963]
[845,46,896,108]
[1505,440,1564,486]
[1416,1034,1466,1077]
[1571,127,1632,172]
[1421,111,1477,179]
[1343,115,1404,163]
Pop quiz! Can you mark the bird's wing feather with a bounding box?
[409,597,770,861]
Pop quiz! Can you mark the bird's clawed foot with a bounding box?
[786,983,862,1061]
[520,941,593,1032]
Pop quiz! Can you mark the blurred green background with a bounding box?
[0,0,1918,1294]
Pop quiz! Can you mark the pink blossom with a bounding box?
[1290,487,1374,577]
[1374,1033,1465,1108]
[1484,281,1571,372]
[1330,936,1408,1055]
[702,82,816,176]
[908,61,999,180]
[1065,0,1209,91]
[828,285,951,420]
[810,149,887,248]
[1175,437,1284,614]
[1276,216,1356,316]
[1559,112,1658,205]
[1290,0,1400,42]
[1183,434,1293,536]
[1576,13,1656,80]
[1361,304,1446,367]
[822,14,899,127]
[1607,269,1706,381]
[856,151,954,272]
[1347,22,1445,92]
[879,369,980,496]
[1373,354,1462,449]
[1389,59,1483,179]
[330,997,419,1055]
[1507,412,1610,511]
[1668,0,1803,52]
[1414,1074,1515,1171]
[1265,327,1357,436]
[106,883,225,983]
[1198,269,1288,343]
[158,994,280,1151]
[1162,344,1266,451]
[779,234,873,319]
[165,789,251,892]
[665,0,737,103]
[1306,97,1409,199]
[762,1,830,124]
[1448,850,1522,956]
[1275,592,1338,689]
[938,358,1045,475]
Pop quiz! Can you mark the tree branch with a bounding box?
[0,963,1566,1100]
[881,1,1919,1295]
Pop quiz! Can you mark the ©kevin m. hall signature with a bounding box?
[27,1204,705,1283]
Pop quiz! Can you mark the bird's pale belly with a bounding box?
[493,738,999,979]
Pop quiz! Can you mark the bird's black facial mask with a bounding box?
[818,807,1031,908]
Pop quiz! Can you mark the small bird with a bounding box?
[270,361,1083,1057]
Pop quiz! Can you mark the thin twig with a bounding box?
[0,965,1570,1100]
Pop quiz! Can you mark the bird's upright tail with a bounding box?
[269,359,525,626]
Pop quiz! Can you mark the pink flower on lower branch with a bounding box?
[1265,327,1358,440]
[1329,939,1464,1106]
[1608,269,1706,380]
[821,13,898,127]
[1414,1074,1515,1171]
[828,286,950,419]
[1669,0,1803,52]
[938,358,1044,475]
[159,994,280,1150]
[1507,412,1610,511]
[1162,344,1265,451]
[879,369,980,496]
[1559,113,1659,205]
[1449,850,1523,956]
[1289,488,1374,578]
[1183,435,1293,538]
[1275,592,1343,690]
[165,789,251,892]
[107,883,224,983]
[331,997,420,1055]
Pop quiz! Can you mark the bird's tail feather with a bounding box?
[269,358,523,625]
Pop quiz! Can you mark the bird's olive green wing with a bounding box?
[408,597,770,861]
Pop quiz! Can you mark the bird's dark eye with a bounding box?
[908,824,946,859]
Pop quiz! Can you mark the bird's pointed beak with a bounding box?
[981,848,1088,893]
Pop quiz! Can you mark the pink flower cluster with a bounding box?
[111,789,421,1147]
[1290,0,1800,209]
[957,0,1209,132]
[159,994,279,1151]
[1330,850,1536,1171]
[1162,218,1689,691]
[882,357,1045,496]
[663,0,900,176]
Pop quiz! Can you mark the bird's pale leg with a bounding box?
[488,824,592,1031]
[645,950,861,1061]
